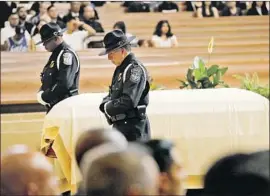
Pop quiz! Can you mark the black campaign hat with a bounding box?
[98,29,135,56]
[36,22,66,45]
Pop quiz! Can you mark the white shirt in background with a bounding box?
[63,30,88,51]
[1,25,31,45]
[151,35,178,48]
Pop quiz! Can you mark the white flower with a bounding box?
[192,56,200,69]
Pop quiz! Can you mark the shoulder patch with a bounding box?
[130,66,142,83]
[63,52,73,65]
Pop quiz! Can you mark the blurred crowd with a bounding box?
[0,1,268,52]
[1,127,269,196]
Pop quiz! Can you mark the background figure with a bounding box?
[3,25,29,52]
[113,21,138,47]
[47,5,65,29]
[30,2,50,25]
[63,16,96,51]
[17,6,36,36]
[80,144,160,196]
[1,145,59,196]
[221,1,243,16]
[196,1,219,18]
[63,1,81,23]
[158,1,179,13]
[247,1,269,16]
[80,5,104,33]
[151,20,178,48]
[144,139,187,196]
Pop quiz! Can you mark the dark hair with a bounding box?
[66,16,76,23]
[153,20,173,38]
[113,21,126,34]
[143,139,174,173]
[47,5,54,12]
[204,152,270,196]
[15,25,25,35]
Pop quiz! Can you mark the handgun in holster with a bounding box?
[136,105,146,120]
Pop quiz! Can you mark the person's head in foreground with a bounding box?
[75,127,128,167]
[80,143,160,196]
[1,144,59,196]
[143,139,187,195]
[203,150,269,196]
[36,22,65,52]
[98,29,135,66]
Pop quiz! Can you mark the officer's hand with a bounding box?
[37,91,50,106]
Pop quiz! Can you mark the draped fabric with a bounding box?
[40,88,269,193]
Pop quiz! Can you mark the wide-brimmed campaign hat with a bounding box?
[98,29,135,56]
[36,22,66,45]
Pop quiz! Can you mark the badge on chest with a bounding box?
[50,61,54,68]
[118,73,122,81]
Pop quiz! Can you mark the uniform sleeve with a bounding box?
[104,64,146,117]
[41,51,79,103]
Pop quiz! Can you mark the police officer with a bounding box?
[36,22,80,113]
[99,29,150,142]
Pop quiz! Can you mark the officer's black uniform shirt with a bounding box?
[101,53,149,117]
[39,42,80,106]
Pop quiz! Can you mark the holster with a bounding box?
[136,105,146,120]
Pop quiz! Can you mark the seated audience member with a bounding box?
[211,1,226,11]
[80,2,100,20]
[185,1,203,11]
[203,150,270,196]
[144,139,187,196]
[75,128,128,167]
[17,6,36,36]
[30,2,50,25]
[63,2,81,23]
[151,20,178,48]
[47,5,65,29]
[126,2,151,12]
[113,21,138,47]
[196,1,219,18]
[79,143,160,196]
[0,1,17,28]
[138,39,153,48]
[63,16,96,51]
[158,1,179,13]
[236,1,252,11]
[247,1,269,16]
[80,5,104,33]
[3,25,29,52]
[1,145,59,196]
[32,20,47,51]
[221,1,243,16]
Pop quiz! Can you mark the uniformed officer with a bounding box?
[36,22,80,113]
[99,29,150,142]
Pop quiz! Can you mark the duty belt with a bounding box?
[110,105,146,123]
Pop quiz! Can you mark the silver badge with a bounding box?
[63,53,72,65]
[130,67,142,83]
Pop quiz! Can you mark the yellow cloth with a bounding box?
[40,88,269,192]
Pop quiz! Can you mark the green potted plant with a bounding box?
[233,73,269,99]
[178,36,229,89]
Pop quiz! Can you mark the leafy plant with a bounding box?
[233,73,269,99]
[149,76,165,90]
[178,56,229,89]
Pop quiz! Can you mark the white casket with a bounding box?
[40,88,269,193]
